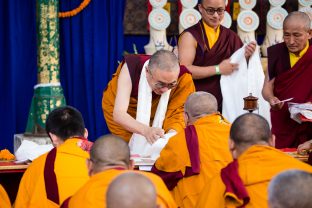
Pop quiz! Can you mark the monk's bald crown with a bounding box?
[148,50,179,72]
[230,113,271,145]
[185,92,218,118]
[90,134,130,166]
[107,172,157,208]
[283,11,311,31]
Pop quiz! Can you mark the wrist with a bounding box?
[215,65,221,75]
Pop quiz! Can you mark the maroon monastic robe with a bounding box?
[268,40,312,148]
[181,20,243,111]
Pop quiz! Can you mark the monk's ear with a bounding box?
[84,128,88,139]
[268,134,275,147]
[87,159,94,176]
[129,159,135,170]
[49,133,60,147]
[229,138,237,159]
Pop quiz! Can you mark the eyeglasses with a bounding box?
[147,68,178,90]
[202,7,225,16]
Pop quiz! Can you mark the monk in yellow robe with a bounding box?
[106,172,157,208]
[178,0,256,111]
[196,113,312,208]
[61,134,177,208]
[0,184,11,208]
[14,106,91,208]
[102,50,195,143]
[152,92,232,208]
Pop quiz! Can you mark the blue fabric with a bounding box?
[0,0,125,151]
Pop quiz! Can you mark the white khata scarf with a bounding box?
[129,60,172,156]
[220,45,271,125]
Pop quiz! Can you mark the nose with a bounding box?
[289,36,295,44]
[159,87,169,94]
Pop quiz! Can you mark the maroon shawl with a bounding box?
[181,21,243,111]
[151,125,200,190]
[268,40,312,148]
[221,160,250,207]
[124,54,191,99]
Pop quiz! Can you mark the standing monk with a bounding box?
[0,184,11,208]
[152,92,232,208]
[262,12,312,148]
[196,113,312,208]
[102,50,195,145]
[178,0,256,111]
[14,106,91,208]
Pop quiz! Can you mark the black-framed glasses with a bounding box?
[203,7,225,15]
[147,67,178,89]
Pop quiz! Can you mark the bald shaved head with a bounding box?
[284,11,311,31]
[230,113,271,155]
[106,172,157,208]
[148,50,180,73]
[184,92,218,124]
[90,134,130,173]
[268,170,312,208]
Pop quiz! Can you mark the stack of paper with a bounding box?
[288,102,312,123]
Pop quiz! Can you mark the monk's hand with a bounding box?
[219,59,238,75]
[297,140,312,154]
[143,127,165,144]
[269,97,284,110]
[244,41,257,59]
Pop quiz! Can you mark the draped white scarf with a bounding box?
[129,60,172,156]
[220,45,271,125]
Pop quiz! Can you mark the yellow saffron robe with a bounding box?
[153,114,232,208]
[14,138,90,208]
[64,169,177,208]
[0,184,11,208]
[196,145,312,208]
[102,55,195,142]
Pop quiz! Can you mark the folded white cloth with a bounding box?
[129,60,174,156]
[15,140,53,162]
[220,45,271,125]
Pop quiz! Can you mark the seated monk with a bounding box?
[268,170,312,208]
[106,172,157,208]
[196,113,312,208]
[151,92,233,208]
[102,50,195,153]
[0,184,11,208]
[14,106,91,208]
[61,134,177,208]
[262,11,312,148]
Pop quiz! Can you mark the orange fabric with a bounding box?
[14,138,90,208]
[66,169,177,208]
[0,184,11,208]
[155,114,232,208]
[196,145,312,208]
[102,62,195,142]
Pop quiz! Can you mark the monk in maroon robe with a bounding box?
[178,0,256,111]
[262,12,312,148]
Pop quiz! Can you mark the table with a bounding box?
[0,161,28,204]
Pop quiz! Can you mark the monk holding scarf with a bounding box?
[14,106,92,208]
[178,0,256,111]
[62,135,176,208]
[196,113,312,208]
[262,12,312,149]
[152,92,232,208]
[102,50,195,155]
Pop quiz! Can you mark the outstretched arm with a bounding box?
[113,63,164,144]
[262,70,283,110]
[178,32,237,79]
